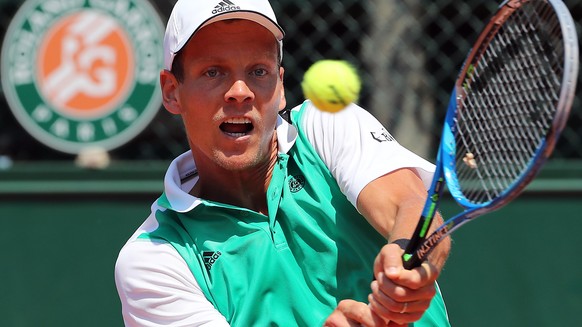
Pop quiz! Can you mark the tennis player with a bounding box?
[115,0,451,326]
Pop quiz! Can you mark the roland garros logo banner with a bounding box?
[1,0,164,154]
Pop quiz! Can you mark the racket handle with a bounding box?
[401,167,446,269]
[403,219,453,270]
[402,219,428,270]
[402,251,422,270]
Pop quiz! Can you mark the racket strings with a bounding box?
[454,0,563,204]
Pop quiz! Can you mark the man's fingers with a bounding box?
[375,243,404,279]
[368,293,427,325]
[368,284,431,316]
[369,274,435,325]
[371,274,436,303]
[323,300,387,327]
[323,309,360,327]
[379,264,439,293]
[400,261,439,287]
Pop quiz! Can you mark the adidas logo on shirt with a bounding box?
[203,251,222,271]
[212,0,240,14]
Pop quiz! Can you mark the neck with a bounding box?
[191,139,279,215]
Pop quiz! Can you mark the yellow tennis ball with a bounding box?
[301,60,361,113]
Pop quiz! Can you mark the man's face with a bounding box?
[163,20,286,172]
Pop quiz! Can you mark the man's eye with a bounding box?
[253,69,267,77]
[205,69,219,78]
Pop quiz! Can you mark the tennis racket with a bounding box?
[402,0,579,269]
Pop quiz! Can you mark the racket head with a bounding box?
[442,0,579,214]
[404,0,578,269]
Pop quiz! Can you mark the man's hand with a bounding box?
[323,299,391,327]
[368,243,440,325]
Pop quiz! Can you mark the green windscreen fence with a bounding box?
[1,191,581,327]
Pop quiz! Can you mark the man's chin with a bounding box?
[215,153,260,171]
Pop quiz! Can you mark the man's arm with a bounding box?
[357,167,450,269]
[356,167,451,325]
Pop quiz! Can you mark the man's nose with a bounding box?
[225,79,254,103]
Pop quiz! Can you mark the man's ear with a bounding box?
[278,67,287,110]
[160,70,181,115]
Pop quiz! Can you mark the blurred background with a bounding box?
[0,0,581,326]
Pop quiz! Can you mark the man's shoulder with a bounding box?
[117,214,164,255]
[116,234,174,267]
[115,214,184,280]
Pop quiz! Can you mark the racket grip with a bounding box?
[402,251,422,270]
[402,173,446,270]
[402,225,426,270]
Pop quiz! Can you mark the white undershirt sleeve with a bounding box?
[115,216,230,327]
[298,101,435,207]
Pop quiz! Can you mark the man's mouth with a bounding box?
[220,117,254,137]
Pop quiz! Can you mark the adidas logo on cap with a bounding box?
[212,0,241,14]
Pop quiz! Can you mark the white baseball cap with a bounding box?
[163,0,285,71]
